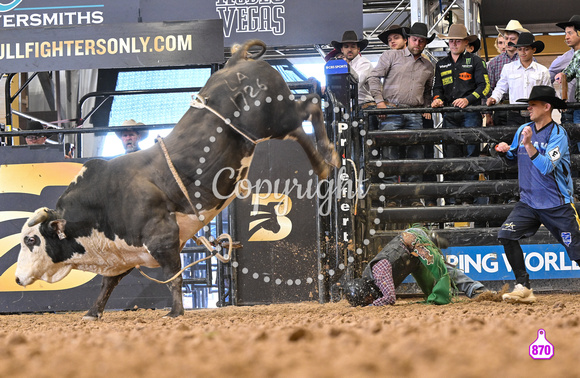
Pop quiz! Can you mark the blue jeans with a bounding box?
[442,111,482,158]
[442,111,482,192]
[447,265,484,298]
[380,113,424,185]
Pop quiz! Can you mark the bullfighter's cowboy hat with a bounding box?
[516,85,567,109]
[496,19,529,34]
[115,119,148,139]
[331,31,369,51]
[556,15,580,30]
[509,32,544,54]
[438,24,478,43]
[378,24,411,45]
[403,22,436,44]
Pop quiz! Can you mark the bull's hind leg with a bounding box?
[83,269,134,321]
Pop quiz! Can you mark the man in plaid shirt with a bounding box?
[486,20,529,126]
[343,228,487,306]
[555,15,580,125]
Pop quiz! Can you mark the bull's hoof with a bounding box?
[82,312,102,321]
[82,315,100,321]
[163,309,185,318]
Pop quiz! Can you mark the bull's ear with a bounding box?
[49,219,67,240]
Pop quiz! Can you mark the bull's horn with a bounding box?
[27,207,50,227]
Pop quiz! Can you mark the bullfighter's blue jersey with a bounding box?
[505,121,573,209]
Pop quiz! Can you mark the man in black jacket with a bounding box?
[432,24,490,204]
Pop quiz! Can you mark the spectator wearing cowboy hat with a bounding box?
[330,30,374,110]
[432,24,490,204]
[466,36,481,55]
[495,86,575,304]
[116,119,148,154]
[486,20,530,126]
[377,24,410,51]
[494,33,507,55]
[487,32,551,126]
[555,15,580,125]
[368,22,436,207]
[24,121,48,145]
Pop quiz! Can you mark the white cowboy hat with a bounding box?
[496,20,529,34]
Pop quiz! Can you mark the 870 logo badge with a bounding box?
[529,329,554,360]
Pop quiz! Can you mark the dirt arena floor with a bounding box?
[0,293,578,378]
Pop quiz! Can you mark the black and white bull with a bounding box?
[15,40,339,320]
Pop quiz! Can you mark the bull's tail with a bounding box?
[226,40,267,67]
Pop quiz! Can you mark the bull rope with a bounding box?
[135,234,232,284]
[190,94,259,145]
[138,136,233,284]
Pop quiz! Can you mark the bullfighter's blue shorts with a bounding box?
[498,201,580,261]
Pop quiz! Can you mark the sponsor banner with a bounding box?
[403,244,580,283]
[140,0,363,47]
[0,19,224,72]
[232,140,319,305]
[324,59,349,75]
[0,146,171,313]
[0,0,139,29]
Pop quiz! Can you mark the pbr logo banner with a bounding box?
[231,140,320,305]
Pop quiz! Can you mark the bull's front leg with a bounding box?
[83,269,134,321]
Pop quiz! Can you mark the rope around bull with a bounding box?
[134,234,232,285]
[133,136,233,284]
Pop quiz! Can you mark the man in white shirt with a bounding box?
[487,33,551,125]
[330,31,374,109]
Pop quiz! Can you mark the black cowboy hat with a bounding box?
[509,32,544,54]
[403,22,436,44]
[26,121,47,136]
[516,85,567,109]
[556,15,580,30]
[378,24,411,45]
[469,37,481,53]
[331,31,369,51]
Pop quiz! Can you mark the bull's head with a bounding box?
[15,207,72,286]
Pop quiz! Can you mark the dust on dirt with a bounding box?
[0,293,578,378]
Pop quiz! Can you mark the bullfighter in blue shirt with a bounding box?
[496,85,578,304]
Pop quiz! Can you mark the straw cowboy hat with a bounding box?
[510,32,544,54]
[403,22,436,44]
[516,85,567,109]
[496,19,529,34]
[438,24,478,43]
[115,119,148,139]
[331,31,369,51]
[556,15,580,30]
[378,24,411,45]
